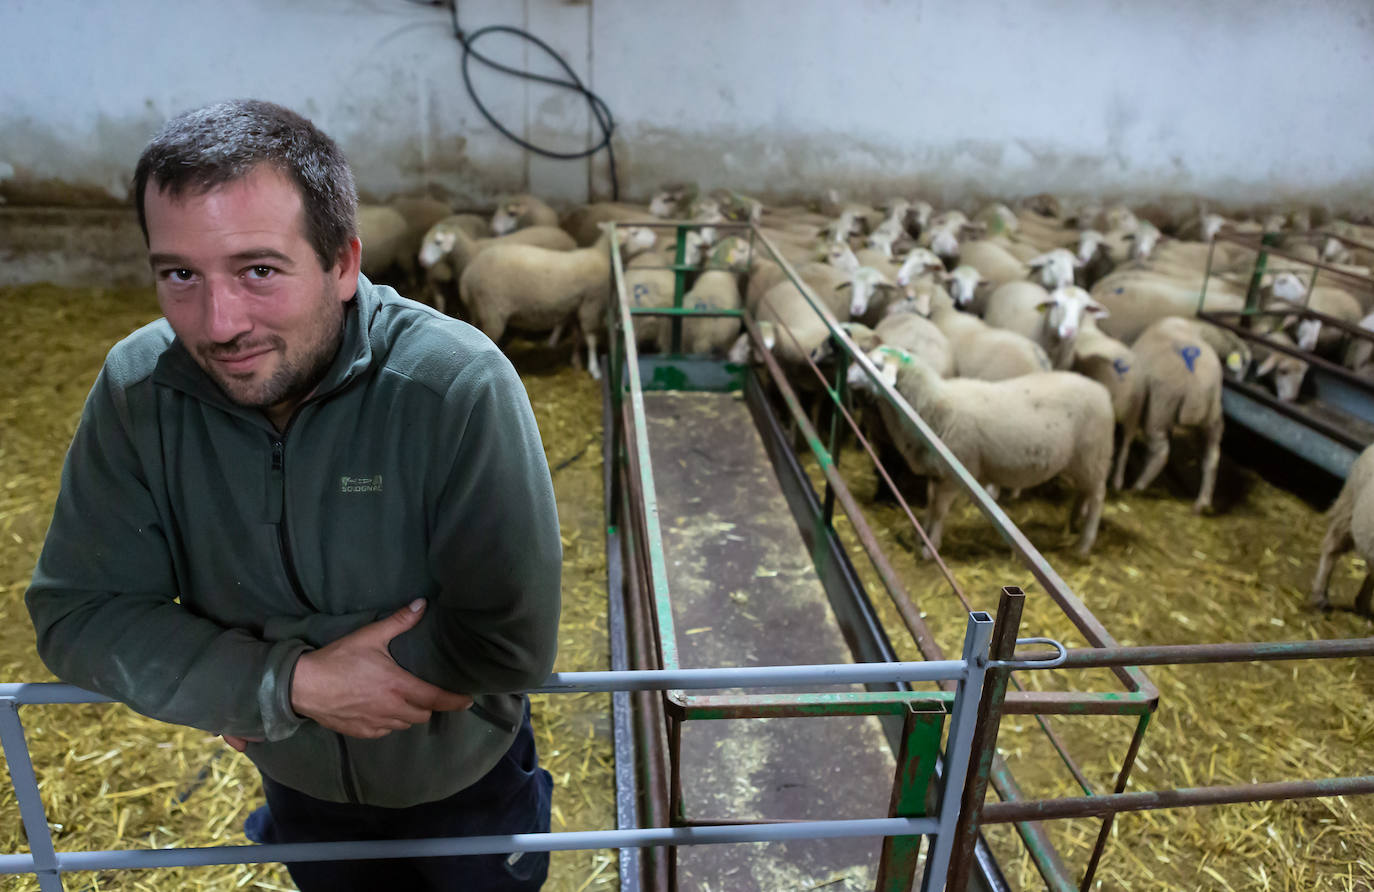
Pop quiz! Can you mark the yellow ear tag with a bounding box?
[1226,352,1244,373]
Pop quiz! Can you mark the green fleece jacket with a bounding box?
[26,275,562,807]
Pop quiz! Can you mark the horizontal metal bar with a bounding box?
[980,776,1374,825]
[0,816,939,875]
[628,307,743,317]
[1,659,976,708]
[1011,636,1374,669]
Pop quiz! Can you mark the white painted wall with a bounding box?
[2,0,1372,211]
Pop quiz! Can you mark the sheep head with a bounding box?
[490,199,526,236]
[1127,222,1161,260]
[1076,230,1105,264]
[1271,271,1307,303]
[839,266,896,318]
[419,229,459,268]
[827,242,860,272]
[1201,213,1227,242]
[944,265,982,307]
[927,224,960,261]
[1038,286,1106,342]
[1255,336,1308,402]
[896,248,944,286]
[727,320,776,364]
[1027,249,1080,289]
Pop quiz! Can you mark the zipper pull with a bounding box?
[266,440,285,523]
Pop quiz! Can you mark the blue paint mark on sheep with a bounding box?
[1112,358,1130,377]
[1179,345,1201,372]
[1114,287,1124,295]
[632,283,648,305]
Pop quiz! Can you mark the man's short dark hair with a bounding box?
[133,99,358,269]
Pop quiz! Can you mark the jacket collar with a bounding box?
[152,274,380,426]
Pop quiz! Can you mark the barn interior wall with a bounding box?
[2,0,1372,213]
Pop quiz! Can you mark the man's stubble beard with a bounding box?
[199,287,346,414]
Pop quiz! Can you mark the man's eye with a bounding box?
[163,269,194,283]
[248,266,274,279]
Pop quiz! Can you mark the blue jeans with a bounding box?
[252,713,552,891]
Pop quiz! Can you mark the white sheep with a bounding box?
[1126,316,1225,513]
[847,346,1113,556]
[561,202,656,246]
[1311,443,1374,614]
[834,308,953,377]
[983,282,1106,370]
[1071,316,1146,490]
[654,237,749,355]
[958,239,1030,287]
[1091,269,1246,344]
[910,287,1051,381]
[458,224,657,379]
[418,222,576,314]
[840,266,899,319]
[490,194,560,235]
[1251,330,1309,402]
[1025,248,1081,289]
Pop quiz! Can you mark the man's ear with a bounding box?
[335,236,363,295]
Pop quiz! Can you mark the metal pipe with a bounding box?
[0,816,943,876]
[0,704,64,891]
[1009,636,1374,669]
[945,589,1024,892]
[1079,712,1151,892]
[981,776,1374,825]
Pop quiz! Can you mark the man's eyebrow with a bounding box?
[147,249,297,267]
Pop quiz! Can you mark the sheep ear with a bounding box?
[836,282,853,292]
[1255,352,1279,377]
[1034,299,1056,313]
[1279,313,1299,331]
[1088,301,1109,317]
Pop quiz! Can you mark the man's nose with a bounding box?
[204,278,252,344]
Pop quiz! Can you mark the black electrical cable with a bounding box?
[438,1,620,200]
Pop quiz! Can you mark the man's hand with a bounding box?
[290,599,472,739]
[222,734,261,752]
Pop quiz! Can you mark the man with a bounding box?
[25,99,562,891]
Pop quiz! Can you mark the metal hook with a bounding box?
[989,637,1068,670]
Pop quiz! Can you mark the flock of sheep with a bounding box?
[353,186,1374,614]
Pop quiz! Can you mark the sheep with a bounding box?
[1310,443,1374,614]
[747,261,850,318]
[957,238,1030,286]
[1127,316,1225,513]
[831,310,953,378]
[491,194,560,235]
[750,265,903,368]
[639,237,749,355]
[1251,330,1310,402]
[561,202,656,246]
[1025,248,1081,289]
[357,204,412,282]
[847,346,1113,556]
[419,221,577,313]
[1071,316,1146,490]
[983,282,1106,370]
[839,266,900,322]
[1074,230,1118,289]
[458,224,657,379]
[915,286,1052,380]
[1091,269,1246,344]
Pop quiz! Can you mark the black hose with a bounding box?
[444,2,620,200]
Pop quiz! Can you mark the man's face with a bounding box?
[145,164,360,429]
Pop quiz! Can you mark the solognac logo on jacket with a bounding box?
[340,475,383,494]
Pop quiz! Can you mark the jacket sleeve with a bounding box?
[388,349,563,694]
[24,365,309,741]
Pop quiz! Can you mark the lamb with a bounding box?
[1310,443,1374,614]
[831,311,953,377]
[419,221,577,313]
[458,225,657,379]
[847,346,1113,556]
[1071,316,1146,490]
[982,282,1106,370]
[1126,317,1225,513]
[561,202,656,246]
[957,239,1029,286]
[491,194,560,235]
[915,287,1051,380]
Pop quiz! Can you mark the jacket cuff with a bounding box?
[258,639,313,742]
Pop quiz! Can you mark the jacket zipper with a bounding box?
[271,433,362,805]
